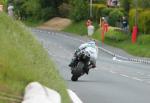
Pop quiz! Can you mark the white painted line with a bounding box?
[137,72,144,75]
[113,57,130,63]
[131,77,143,82]
[120,74,129,78]
[110,70,117,74]
[67,89,83,103]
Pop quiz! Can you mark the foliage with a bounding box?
[138,10,150,34]
[101,8,126,26]
[101,7,114,17]
[138,34,150,44]
[92,4,106,21]
[105,27,129,42]
[108,9,124,26]
[93,0,106,4]
[120,0,133,13]
[137,0,150,9]
[0,0,5,4]
[13,0,64,21]
[129,8,150,34]
[58,3,71,18]
[69,0,88,21]
[0,0,7,10]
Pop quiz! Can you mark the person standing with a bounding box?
[122,16,128,31]
[86,19,92,27]
[8,3,14,17]
[0,4,3,12]
[87,24,94,37]
[86,19,94,37]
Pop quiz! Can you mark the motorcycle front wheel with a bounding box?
[71,75,78,81]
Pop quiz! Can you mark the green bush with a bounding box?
[101,8,114,17]
[108,9,124,26]
[105,27,129,42]
[40,7,56,21]
[92,4,106,21]
[137,34,150,44]
[69,0,88,21]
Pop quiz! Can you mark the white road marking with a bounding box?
[67,89,83,103]
[113,57,130,63]
[120,74,129,78]
[136,72,145,75]
[131,77,143,82]
[110,70,117,74]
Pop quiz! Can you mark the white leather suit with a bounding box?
[77,41,98,67]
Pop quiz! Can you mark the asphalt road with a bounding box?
[32,29,150,103]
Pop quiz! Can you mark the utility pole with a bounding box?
[90,0,93,17]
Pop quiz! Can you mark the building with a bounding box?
[107,0,120,7]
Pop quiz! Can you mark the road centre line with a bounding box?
[109,70,117,74]
[119,74,129,78]
[131,77,144,82]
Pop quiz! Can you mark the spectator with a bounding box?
[0,4,3,12]
[122,16,128,31]
[88,24,94,37]
[86,19,92,27]
[8,3,14,17]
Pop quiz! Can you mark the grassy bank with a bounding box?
[0,13,70,103]
[63,21,150,58]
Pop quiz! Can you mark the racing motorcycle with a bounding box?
[70,50,92,81]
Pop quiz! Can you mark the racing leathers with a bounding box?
[69,41,98,74]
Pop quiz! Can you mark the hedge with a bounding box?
[92,4,106,21]
[108,9,124,26]
[105,27,129,42]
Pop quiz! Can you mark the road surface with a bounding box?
[32,29,150,103]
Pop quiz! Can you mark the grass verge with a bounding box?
[23,18,45,27]
[0,13,70,103]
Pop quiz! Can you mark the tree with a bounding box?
[120,0,133,13]
[13,0,65,20]
[138,0,150,8]
[69,0,88,21]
